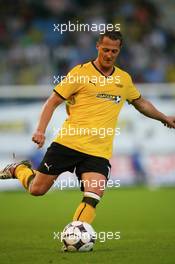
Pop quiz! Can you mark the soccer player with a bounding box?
[1,30,175,225]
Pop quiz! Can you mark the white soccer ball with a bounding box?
[62,221,96,252]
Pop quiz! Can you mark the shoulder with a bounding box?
[114,66,133,82]
[68,61,92,75]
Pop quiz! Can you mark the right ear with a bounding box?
[96,42,99,50]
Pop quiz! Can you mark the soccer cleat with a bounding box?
[61,245,68,252]
[0,160,32,179]
[61,245,93,252]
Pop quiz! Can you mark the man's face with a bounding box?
[96,36,121,69]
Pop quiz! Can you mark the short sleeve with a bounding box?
[53,65,82,99]
[126,74,141,103]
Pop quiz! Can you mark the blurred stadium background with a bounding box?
[0,0,175,191]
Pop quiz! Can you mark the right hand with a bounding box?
[161,116,175,129]
[32,131,45,148]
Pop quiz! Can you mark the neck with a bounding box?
[93,59,114,76]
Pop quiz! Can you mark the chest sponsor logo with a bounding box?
[96,93,121,104]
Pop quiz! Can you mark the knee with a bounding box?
[82,173,107,197]
[84,186,105,197]
[29,185,47,196]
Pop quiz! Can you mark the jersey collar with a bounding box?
[91,60,115,78]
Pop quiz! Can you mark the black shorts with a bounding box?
[38,142,111,185]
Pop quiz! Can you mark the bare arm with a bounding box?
[32,92,64,148]
[131,96,175,128]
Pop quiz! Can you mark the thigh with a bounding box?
[81,172,107,197]
[76,155,111,193]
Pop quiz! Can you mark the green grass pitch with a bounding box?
[0,187,175,264]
